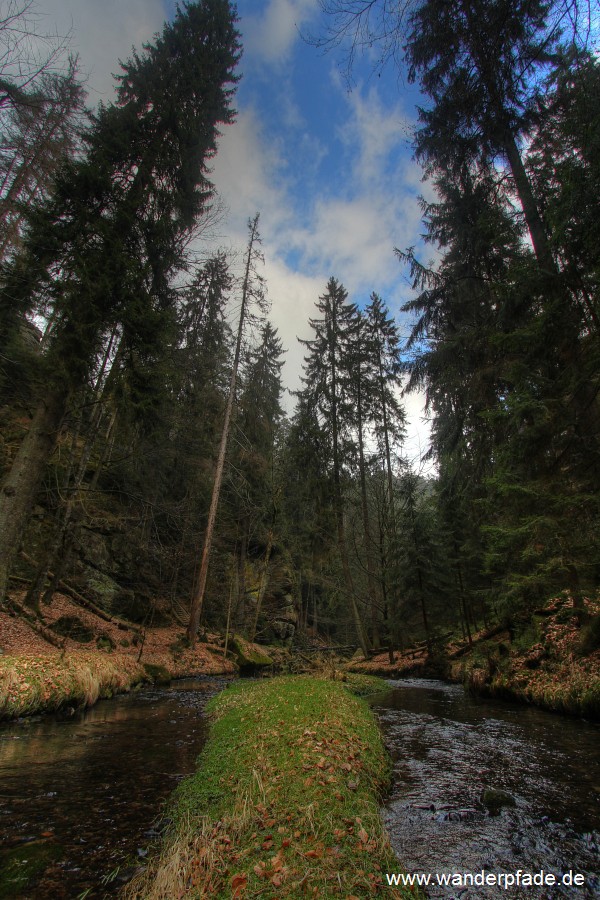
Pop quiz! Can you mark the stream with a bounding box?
[0,677,598,899]
[373,679,600,899]
[0,678,226,899]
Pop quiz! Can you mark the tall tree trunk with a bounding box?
[235,520,248,630]
[330,323,370,656]
[356,375,380,647]
[502,132,556,276]
[187,214,261,645]
[459,0,557,279]
[0,384,69,604]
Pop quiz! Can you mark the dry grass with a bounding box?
[0,651,145,717]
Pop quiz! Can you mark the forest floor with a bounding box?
[349,593,600,719]
[0,589,236,718]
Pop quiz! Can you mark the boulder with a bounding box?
[230,635,273,672]
[481,788,516,815]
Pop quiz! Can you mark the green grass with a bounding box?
[126,675,418,899]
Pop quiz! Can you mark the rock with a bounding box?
[481,788,516,815]
[271,620,295,641]
[78,528,113,570]
[441,808,477,822]
[230,635,273,671]
[49,615,94,643]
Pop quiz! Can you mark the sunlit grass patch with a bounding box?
[0,652,145,718]
[127,675,419,899]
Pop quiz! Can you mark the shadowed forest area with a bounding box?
[0,0,599,710]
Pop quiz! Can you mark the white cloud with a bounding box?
[35,0,431,463]
[338,83,415,186]
[39,0,167,102]
[209,64,429,455]
[243,0,320,64]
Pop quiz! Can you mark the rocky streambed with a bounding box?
[373,679,600,899]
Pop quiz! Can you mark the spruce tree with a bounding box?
[299,277,370,654]
[0,0,241,603]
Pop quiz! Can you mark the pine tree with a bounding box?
[364,293,406,647]
[0,0,241,603]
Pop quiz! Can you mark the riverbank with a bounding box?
[458,594,600,719]
[125,675,420,899]
[0,590,237,719]
[349,594,600,720]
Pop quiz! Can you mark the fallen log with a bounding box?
[448,623,507,659]
[6,595,65,650]
[17,552,134,630]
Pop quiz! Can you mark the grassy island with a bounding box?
[127,675,418,899]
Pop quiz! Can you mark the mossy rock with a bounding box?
[230,635,273,670]
[96,633,116,651]
[481,788,516,815]
[579,614,600,656]
[143,663,172,685]
[49,615,94,643]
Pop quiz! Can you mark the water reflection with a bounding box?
[0,678,227,898]
[373,680,600,899]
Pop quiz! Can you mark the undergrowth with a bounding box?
[125,675,418,899]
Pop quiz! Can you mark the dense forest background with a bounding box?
[0,0,599,655]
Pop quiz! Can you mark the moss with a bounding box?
[579,614,600,656]
[230,635,273,669]
[143,663,172,685]
[96,633,116,651]
[0,841,62,897]
[481,788,516,815]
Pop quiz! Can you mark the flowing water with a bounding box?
[0,678,227,899]
[373,679,600,899]
[1,676,598,899]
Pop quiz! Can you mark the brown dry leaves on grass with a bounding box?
[128,678,416,899]
[0,590,235,677]
[493,594,600,710]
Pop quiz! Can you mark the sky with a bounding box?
[37,0,433,468]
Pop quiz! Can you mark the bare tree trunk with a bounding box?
[356,379,380,648]
[187,214,261,645]
[234,521,248,630]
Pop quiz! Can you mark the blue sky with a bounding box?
[40,0,432,465]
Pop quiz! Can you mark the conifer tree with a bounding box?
[0,0,241,603]
[299,277,370,654]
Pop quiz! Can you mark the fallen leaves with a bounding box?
[231,872,247,897]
